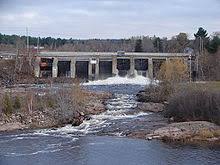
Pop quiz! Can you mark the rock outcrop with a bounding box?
[0,90,112,132]
[136,102,165,113]
[146,121,220,144]
[0,122,27,132]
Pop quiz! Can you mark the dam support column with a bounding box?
[166,57,170,62]
[52,57,58,78]
[129,56,135,77]
[88,58,93,80]
[34,57,41,77]
[95,57,100,80]
[70,58,76,78]
[148,58,153,79]
[112,55,118,76]
[183,57,188,66]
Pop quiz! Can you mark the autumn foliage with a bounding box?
[157,59,189,85]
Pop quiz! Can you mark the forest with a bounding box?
[0,27,219,54]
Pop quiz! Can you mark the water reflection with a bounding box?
[0,134,219,165]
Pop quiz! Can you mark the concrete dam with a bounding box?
[34,51,190,80]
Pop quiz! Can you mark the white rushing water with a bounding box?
[84,75,153,85]
[1,83,220,165]
[35,93,150,136]
[31,75,154,137]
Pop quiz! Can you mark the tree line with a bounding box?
[0,27,219,54]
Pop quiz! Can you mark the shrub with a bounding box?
[165,87,220,125]
[200,50,220,81]
[137,59,189,103]
[13,96,21,110]
[137,83,173,103]
[157,59,189,85]
[46,97,56,108]
[0,60,16,87]
[2,93,13,116]
[54,83,88,124]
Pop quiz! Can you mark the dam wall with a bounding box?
[34,51,190,80]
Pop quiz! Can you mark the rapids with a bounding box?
[0,76,219,165]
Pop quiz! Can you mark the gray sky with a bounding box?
[0,0,219,39]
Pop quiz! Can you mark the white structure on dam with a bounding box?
[34,51,190,80]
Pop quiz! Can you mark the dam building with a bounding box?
[34,51,190,80]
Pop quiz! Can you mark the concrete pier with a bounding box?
[112,55,118,76]
[148,58,153,79]
[34,57,41,77]
[52,57,58,78]
[88,58,93,79]
[95,57,100,79]
[70,58,76,78]
[129,56,135,77]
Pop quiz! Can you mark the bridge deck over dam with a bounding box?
[34,51,190,80]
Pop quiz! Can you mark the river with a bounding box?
[0,76,220,165]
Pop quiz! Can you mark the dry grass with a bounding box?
[194,129,220,142]
[197,129,215,139]
[213,130,220,137]
[0,83,88,120]
[190,81,220,90]
[165,85,220,125]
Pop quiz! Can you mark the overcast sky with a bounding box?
[0,0,219,39]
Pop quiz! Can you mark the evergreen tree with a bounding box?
[194,27,209,53]
[134,39,143,52]
[194,27,208,38]
[207,36,220,54]
[153,37,163,52]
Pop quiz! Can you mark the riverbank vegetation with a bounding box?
[137,58,189,103]
[165,85,220,125]
[138,49,220,125]
[136,39,220,144]
[159,57,220,125]
[0,84,111,131]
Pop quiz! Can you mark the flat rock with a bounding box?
[137,102,165,113]
[149,121,220,143]
[0,122,27,132]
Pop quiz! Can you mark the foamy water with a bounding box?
[84,75,153,85]
[1,84,220,165]
[34,93,150,136]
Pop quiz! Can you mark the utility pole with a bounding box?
[196,36,204,81]
[189,54,192,83]
[26,27,32,72]
[37,36,40,54]
[26,27,29,56]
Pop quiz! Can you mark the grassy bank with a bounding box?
[165,82,220,125]
[137,81,220,126]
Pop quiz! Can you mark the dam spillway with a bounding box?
[34,51,190,80]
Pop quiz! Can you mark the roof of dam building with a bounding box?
[37,51,190,58]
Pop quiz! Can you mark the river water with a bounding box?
[0,76,220,165]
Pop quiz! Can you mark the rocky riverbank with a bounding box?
[135,90,220,145]
[147,121,220,145]
[0,86,112,132]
